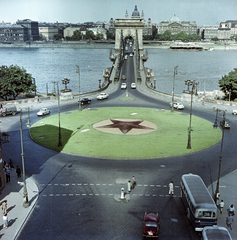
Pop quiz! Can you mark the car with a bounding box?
[124,55,128,60]
[0,105,17,117]
[170,102,184,110]
[97,93,109,100]
[121,83,127,89]
[131,83,136,89]
[130,53,133,57]
[79,98,91,105]
[224,119,230,129]
[122,75,126,80]
[37,108,50,116]
[143,212,160,238]
[232,110,237,115]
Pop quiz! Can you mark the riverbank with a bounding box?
[0,41,236,50]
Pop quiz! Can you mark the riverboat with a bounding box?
[170,42,203,50]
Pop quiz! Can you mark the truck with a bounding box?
[0,105,17,117]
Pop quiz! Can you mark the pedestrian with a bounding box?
[2,201,7,215]
[9,159,14,169]
[219,200,224,214]
[229,204,235,216]
[169,181,174,195]
[5,169,10,182]
[131,176,136,189]
[127,180,131,193]
[16,166,21,178]
[227,215,234,230]
[3,214,8,228]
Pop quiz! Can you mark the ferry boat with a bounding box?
[170,42,203,50]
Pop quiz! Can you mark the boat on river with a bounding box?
[170,42,203,50]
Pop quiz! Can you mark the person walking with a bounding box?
[9,159,14,169]
[169,181,174,195]
[227,215,234,230]
[131,176,136,189]
[219,200,224,214]
[3,214,8,228]
[2,201,7,215]
[229,204,235,216]
[127,180,131,194]
[16,166,22,178]
[5,169,10,182]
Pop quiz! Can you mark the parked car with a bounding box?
[143,212,160,238]
[122,75,126,80]
[79,98,91,105]
[97,93,109,100]
[131,83,136,89]
[37,108,50,116]
[0,105,17,117]
[130,53,133,57]
[121,83,127,89]
[232,110,237,115]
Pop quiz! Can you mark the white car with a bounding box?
[37,108,50,116]
[121,83,127,89]
[232,110,237,115]
[170,102,184,110]
[131,83,136,89]
[97,93,109,100]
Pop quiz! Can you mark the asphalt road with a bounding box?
[2,52,237,240]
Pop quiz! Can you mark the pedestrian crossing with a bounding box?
[39,183,180,198]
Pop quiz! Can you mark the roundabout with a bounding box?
[30,107,222,159]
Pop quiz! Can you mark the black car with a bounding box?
[79,98,91,105]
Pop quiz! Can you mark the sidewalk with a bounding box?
[208,169,237,239]
[0,169,39,240]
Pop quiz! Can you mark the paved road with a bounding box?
[1,55,237,239]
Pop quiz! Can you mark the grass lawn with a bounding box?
[30,107,221,159]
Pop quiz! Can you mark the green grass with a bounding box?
[30,107,221,159]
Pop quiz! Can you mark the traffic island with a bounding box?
[30,107,222,159]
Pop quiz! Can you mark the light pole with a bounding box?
[185,80,197,149]
[171,66,178,112]
[213,109,226,204]
[20,109,30,207]
[76,65,81,111]
[57,82,62,147]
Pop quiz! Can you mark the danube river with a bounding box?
[0,46,236,95]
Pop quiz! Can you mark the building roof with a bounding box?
[169,14,181,23]
[132,5,140,18]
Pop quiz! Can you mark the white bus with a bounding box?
[180,173,217,231]
[202,226,232,240]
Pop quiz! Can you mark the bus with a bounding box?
[180,173,217,231]
[202,226,232,240]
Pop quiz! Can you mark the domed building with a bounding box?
[157,14,197,35]
[131,5,140,18]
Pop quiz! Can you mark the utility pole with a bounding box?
[171,66,178,112]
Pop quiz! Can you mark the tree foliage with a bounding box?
[219,68,237,101]
[85,30,95,40]
[0,65,35,100]
[54,34,63,40]
[71,30,82,41]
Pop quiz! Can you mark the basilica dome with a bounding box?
[132,5,140,18]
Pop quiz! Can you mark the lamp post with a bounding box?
[57,82,62,147]
[213,109,226,204]
[171,66,178,112]
[76,65,81,111]
[20,109,30,207]
[185,80,197,149]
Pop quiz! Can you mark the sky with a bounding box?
[0,0,236,26]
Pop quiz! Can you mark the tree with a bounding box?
[106,31,115,40]
[71,30,82,41]
[211,37,219,42]
[54,34,63,40]
[162,30,173,41]
[219,68,237,101]
[0,65,35,100]
[85,30,95,40]
[95,33,104,40]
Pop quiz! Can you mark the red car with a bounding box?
[143,212,160,238]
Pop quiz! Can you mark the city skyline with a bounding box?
[0,0,237,26]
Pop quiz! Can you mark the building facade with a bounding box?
[157,15,197,35]
[16,19,40,41]
[218,20,237,40]
[38,24,59,40]
[0,24,28,43]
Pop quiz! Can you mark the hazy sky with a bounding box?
[0,0,236,26]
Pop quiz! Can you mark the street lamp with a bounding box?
[171,66,178,112]
[57,82,62,147]
[185,80,197,149]
[213,109,226,204]
[76,65,81,111]
[20,109,30,207]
